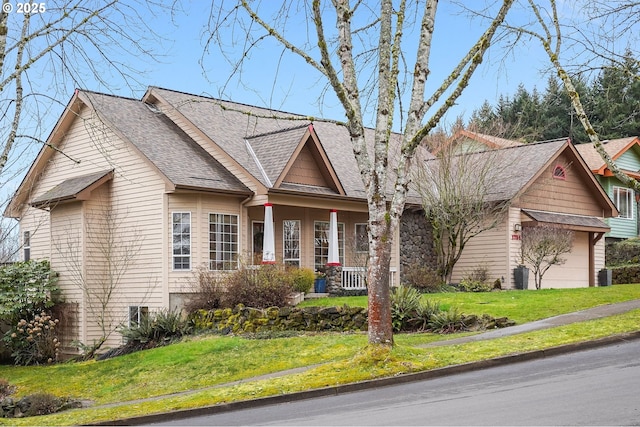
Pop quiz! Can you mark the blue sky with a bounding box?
[8,0,571,197]
[131,1,551,129]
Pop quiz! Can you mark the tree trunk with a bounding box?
[367,201,393,346]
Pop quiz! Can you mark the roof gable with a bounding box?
[245,124,345,194]
[421,139,616,216]
[575,137,640,176]
[147,87,365,198]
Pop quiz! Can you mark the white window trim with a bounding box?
[314,220,345,270]
[128,305,149,327]
[283,219,301,267]
[23,231,31,262]
[209,213,239,271]
[613,186,634,220]
[172,212,191,271]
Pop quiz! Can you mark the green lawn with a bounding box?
[1,284,640,426]
[300,284,640,323]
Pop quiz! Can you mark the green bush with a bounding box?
[119,309,191,346]
[3,312,61,365]
[458,278,493,292]
[606,238,640,267]
[390,285,422,332]
[0,261,59,325]
[290,267,315,293]
[429,306,464,333]
[224,264,293,309]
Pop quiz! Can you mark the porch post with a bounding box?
[262,203,276,264]
[327,209,340,267]
[327,209,342,295]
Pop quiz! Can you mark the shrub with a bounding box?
[223,264,293,308]
[0,261,59,325]
[119,309,191,346]
[184,267,226,313]
[2,312,60,365]
[0,392,81,418]
[429,306,464,333]
[458,278,493,292]
[458,265,494,292]
[465,264,490,283]
[0,379,14,400]
[402,264,444,292]
[290,267,315,293]
[409,299,443,331]
[606,238,640,267]
[390,286,422,332]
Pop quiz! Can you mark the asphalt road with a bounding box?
[151,338,640,426]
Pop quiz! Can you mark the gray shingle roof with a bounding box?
[246,125,309,185]
[31,170,113,207]
[422,139,568,203]
[151,87,373,199]
[522,209,609,231]
[82,91,251,194]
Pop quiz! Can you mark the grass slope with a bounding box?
[1,284,639,426]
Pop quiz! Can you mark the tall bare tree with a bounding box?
[205,1,515,345]
[413,144,512,284]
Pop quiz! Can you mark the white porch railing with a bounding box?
[341,266,397,290]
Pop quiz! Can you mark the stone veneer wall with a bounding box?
[399,209,438,284]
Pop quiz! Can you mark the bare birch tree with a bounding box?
[413,145,512,284]
[205,1,515,345]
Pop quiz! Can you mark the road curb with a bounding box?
[92,330,640,426]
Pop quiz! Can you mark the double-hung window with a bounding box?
[209,213,238,270]
[172,212,191,270]
[613,186,634,219]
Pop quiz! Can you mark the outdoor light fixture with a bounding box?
[514,223,522,232]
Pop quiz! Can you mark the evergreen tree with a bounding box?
[590,50,640,139]
[467,59,638,144]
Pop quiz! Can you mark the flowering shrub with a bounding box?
[0,261,59,324]
[3,312,61,365]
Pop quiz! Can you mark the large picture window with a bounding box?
[283,220,300,267]
[314,221,344,271]
[209,213,239,270]
[613,186,634,219]
[172,212,191,270]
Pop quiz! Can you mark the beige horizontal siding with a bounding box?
[450,217,509,286]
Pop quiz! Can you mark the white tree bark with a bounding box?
[225,0,515,345]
